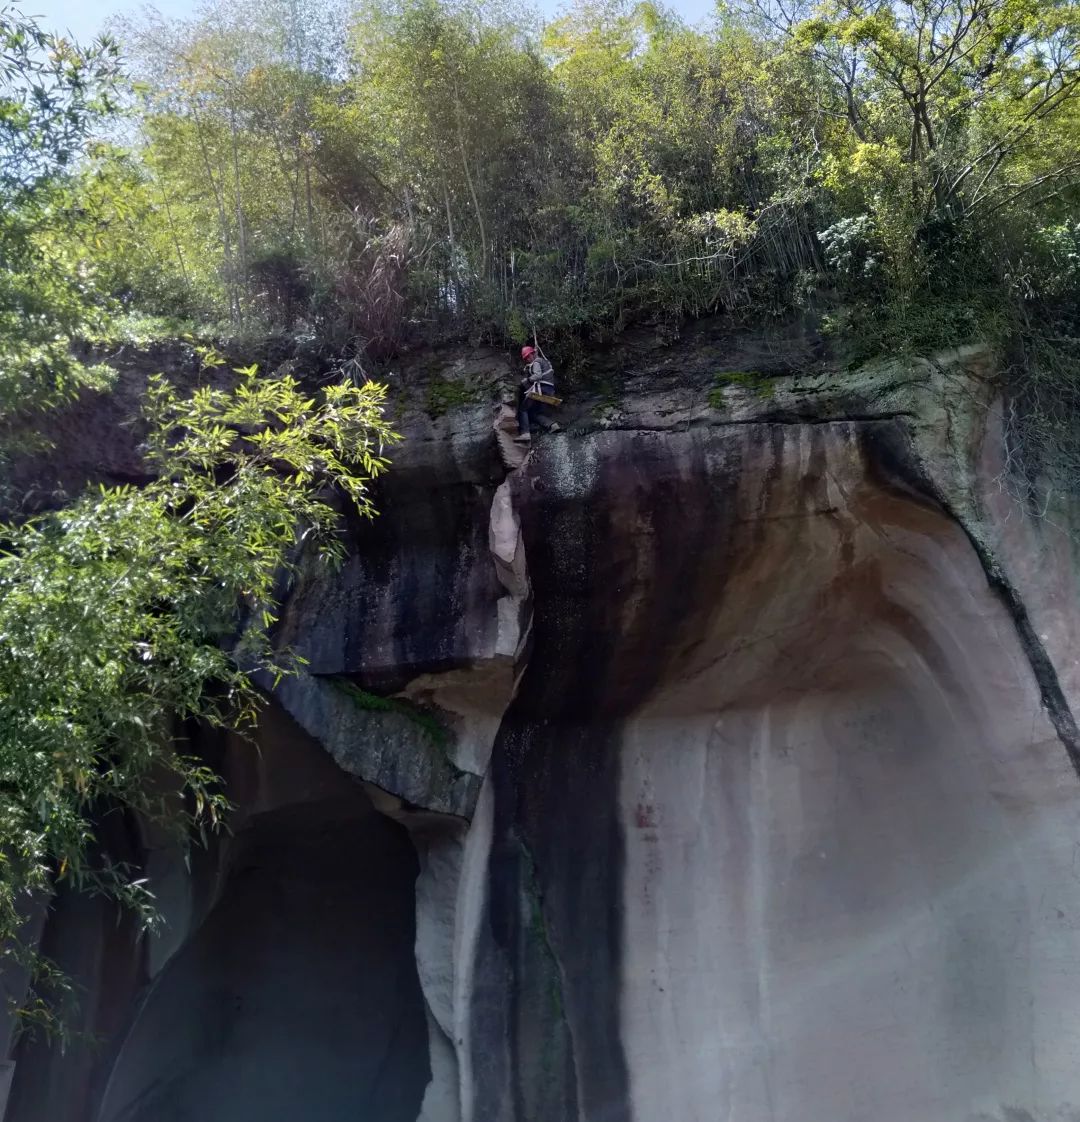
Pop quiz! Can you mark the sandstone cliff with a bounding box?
[8,329,1080,1122]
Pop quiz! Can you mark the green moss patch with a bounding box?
[708,369,776,407]
[330,678,450,747]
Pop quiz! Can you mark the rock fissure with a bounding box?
[858,399,1080,778]
[938,506,1080,778]
[583,410,920,433]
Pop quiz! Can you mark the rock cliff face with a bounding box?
[10,333,1080,1122]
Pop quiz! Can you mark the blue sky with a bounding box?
[28,0,717,43]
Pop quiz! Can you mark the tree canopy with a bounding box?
[72,0,1080,361]
[0,6,122,436]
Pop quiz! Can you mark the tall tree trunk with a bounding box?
[229,110,248,320]
[190,102,240,326]
[452,81,486,278]
[157,177,190,288]
[443,180,457,308]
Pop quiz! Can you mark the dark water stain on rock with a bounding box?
[473,433,744,1121]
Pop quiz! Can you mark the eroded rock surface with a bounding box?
[10,339,1080,1122]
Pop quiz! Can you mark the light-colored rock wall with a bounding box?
[436,410,1080,1122]
[12,341,1080,1122]
[610,426,1080,1122]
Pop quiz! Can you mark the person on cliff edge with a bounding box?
[515,344,561,443]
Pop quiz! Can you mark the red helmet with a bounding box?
[521,345,536,360]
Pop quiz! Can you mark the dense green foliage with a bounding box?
[0,364,395,982]
[82,0,1080,366]
[0,6,122,436]
[0,5,399,1029]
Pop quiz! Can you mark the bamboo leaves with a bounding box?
[0,353,399,1022]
